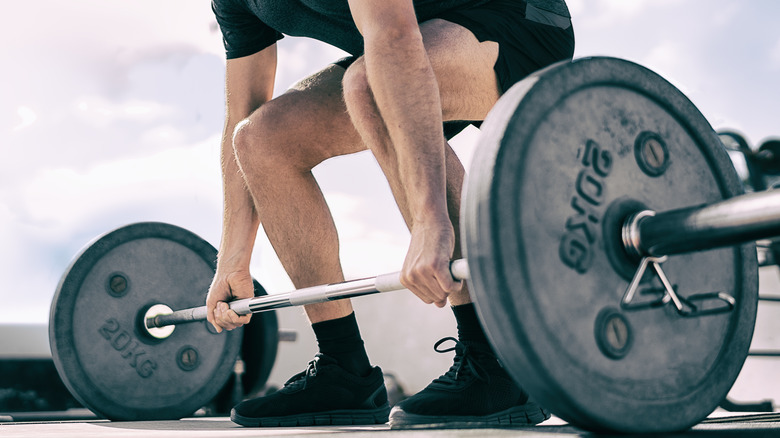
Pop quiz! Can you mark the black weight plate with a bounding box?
[211,279,279,413]
[240,280,279,396]
[463,57,758,433]
[49,222,242,420]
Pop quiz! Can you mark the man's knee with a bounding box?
[342,58,373,115]
[233,107,271,168]
[232,100,310,172]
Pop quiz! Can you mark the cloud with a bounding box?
[0,134,227,322]
[771,38,780,71]
[10,136,221,233]
[72,96,175,127]
[709,2,742,28]
[1,2,224,59]
[274,39,350,93]
[13,106,38,131]
[640,40,700,96]
[329,192,409,275]
[568,0,683,30]
[1,50,227,207]
[1,2,227,187]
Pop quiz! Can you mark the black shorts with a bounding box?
[334,0,574,136]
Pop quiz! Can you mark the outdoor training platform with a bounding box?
[3,412,780,437]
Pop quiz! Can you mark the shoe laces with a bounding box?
[282,354,323,391]
[431,337,490,386]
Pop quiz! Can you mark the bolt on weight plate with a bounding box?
[177,346,200,371]
[49,222,244,421]
[463,57,757,433]
[106,272,129,297]
[634,131,671,177]
[594,308,632,359]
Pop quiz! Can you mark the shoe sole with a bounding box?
[389,401,550,429]
[231,405,390,427]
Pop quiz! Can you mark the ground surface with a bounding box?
[3,412,780,438]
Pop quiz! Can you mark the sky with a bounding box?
[1,0,778,327]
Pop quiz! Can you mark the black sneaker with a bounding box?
[389,337,549,429]
[231,354,390,427]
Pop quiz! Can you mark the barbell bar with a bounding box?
[624,190,780,258]
[146,190,780,334]
[145,260,470,331]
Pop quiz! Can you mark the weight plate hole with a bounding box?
[137,303,175,342]
[602,198,653,282]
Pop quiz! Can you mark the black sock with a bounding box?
[452,303,490,346]
[311,312,372,377]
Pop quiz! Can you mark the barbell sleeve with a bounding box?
[147,258,470,329]
[623,190,780,258]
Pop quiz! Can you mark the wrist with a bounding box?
[216,251,251,272]
[216,229,256,272]
[412,203,451,227]
[218,210,259,272]
[412,215,455,237]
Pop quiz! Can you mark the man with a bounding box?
[206,0,574,428]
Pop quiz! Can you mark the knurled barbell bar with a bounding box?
[49,57,776,433]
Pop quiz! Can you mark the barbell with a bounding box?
[145,189,780,331]
[48,57,779,433]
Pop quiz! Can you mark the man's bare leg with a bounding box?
[231,65,365,324]
[231,44,487,320]
[340,18,553,429]
[342,19,501,306]
[226,59,482,428]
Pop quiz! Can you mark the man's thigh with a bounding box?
[256,63,366,169]
[420,18,501,123]
[422,0,575,122]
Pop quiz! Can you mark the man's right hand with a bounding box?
[206,268,254,333]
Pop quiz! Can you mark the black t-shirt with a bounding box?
[211,0,497,59]
[212,0,571,59]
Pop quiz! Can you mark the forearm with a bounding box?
[363,30,450,228]
[218,119,260,270]
[216,48,276,271]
